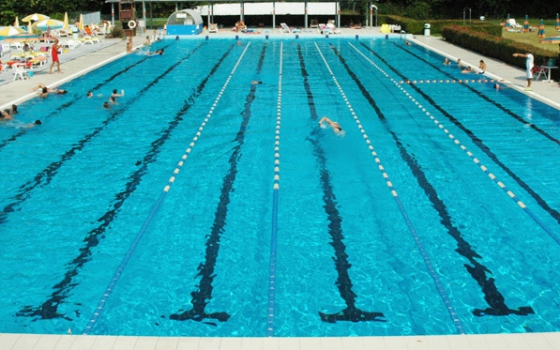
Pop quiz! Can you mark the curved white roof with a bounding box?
[167,9,204,25]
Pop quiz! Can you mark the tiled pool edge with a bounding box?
[2,332,560,349]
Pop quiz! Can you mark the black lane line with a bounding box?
[361,43,560,227]
[169,44,268,326]
[0,45,171,152]
[299,44,385,324]
[397,43,560,146]
[337,43,534,317]
[14,44,223,321]
[1,45,205,227]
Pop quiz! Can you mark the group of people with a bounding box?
[0,104,41,128]
[100,89,125,109]
[444,53,535,90]
[444,57,487,75]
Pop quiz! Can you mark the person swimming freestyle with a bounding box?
[318,116,345,135]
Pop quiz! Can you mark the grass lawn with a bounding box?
[481,19,560,54]
[503,25,560,54]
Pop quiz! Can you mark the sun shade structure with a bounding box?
[22,13,50,22]
[166,9,204,35]
[33,19,65,29]
[0,26,25,38]
[106,0,379,30]
[537,18,545,38]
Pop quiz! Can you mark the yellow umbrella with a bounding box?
[14,16,19,27]
[22,13,50,22]
[63,12,69,30]
[0,26,25,37]
[78,14,84,31]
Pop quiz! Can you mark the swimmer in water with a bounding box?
[318,116,344,135]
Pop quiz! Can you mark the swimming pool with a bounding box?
[1,37,560,338]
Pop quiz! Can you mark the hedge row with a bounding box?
[384,15,502,36]
[441,25,556,79]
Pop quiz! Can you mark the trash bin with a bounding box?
[424,23,431,36]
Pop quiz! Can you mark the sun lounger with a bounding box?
[280,23,292,33]
[1,44,11,57]
[508,19,522,28]
[318,24,330,34]
[80,36,100,45]
[326,20,341,34]
[61,39,81,49]
[209,23,218,33]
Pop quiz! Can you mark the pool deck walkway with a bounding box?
[1,28,560,349]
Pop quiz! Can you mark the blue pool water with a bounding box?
[1,37,560,337]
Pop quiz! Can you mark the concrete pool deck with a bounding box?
[1,28,560,349]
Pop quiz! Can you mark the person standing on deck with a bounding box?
[49,38,62,74]
[513,52,534,91]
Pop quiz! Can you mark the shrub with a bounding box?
[109,26,125,39]
[384,15,501,36]
[441,25,556,79]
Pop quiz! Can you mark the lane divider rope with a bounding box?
[399,78,504,85]
[349,42,559,243]
[82,42,253,335]
[267,42,283,337]
[314,42,466,334]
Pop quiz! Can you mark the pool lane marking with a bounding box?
[17,44,227,322]
[378,44,560,229]
[329,44,533,318]
[349,42,559,243]
[314,42,465,334]
[300,44,385,324]
[4,44,206,231]
[82,42,252,334]
[169,43,268,324]
[267,42,282,337]
[0,45,173,152]
[396,43,560,147]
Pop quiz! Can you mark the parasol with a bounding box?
[22,13,50,22]
[0,26,25,37]
[537,19,545,38]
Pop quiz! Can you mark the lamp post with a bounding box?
[463,7,471,26]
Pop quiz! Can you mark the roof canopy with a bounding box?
[167,9,203,25]
[197,2,338,15]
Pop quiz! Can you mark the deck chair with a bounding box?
[61,40,81,49]
[310,19,319,28]
[326,20,341,34]
[508,19,522,28]
[318,23,329,34]
[10,42,23,50]
[280,23,291,33]
[12,63,30,81]
[80,36,99,45]
[208,23,218,33]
